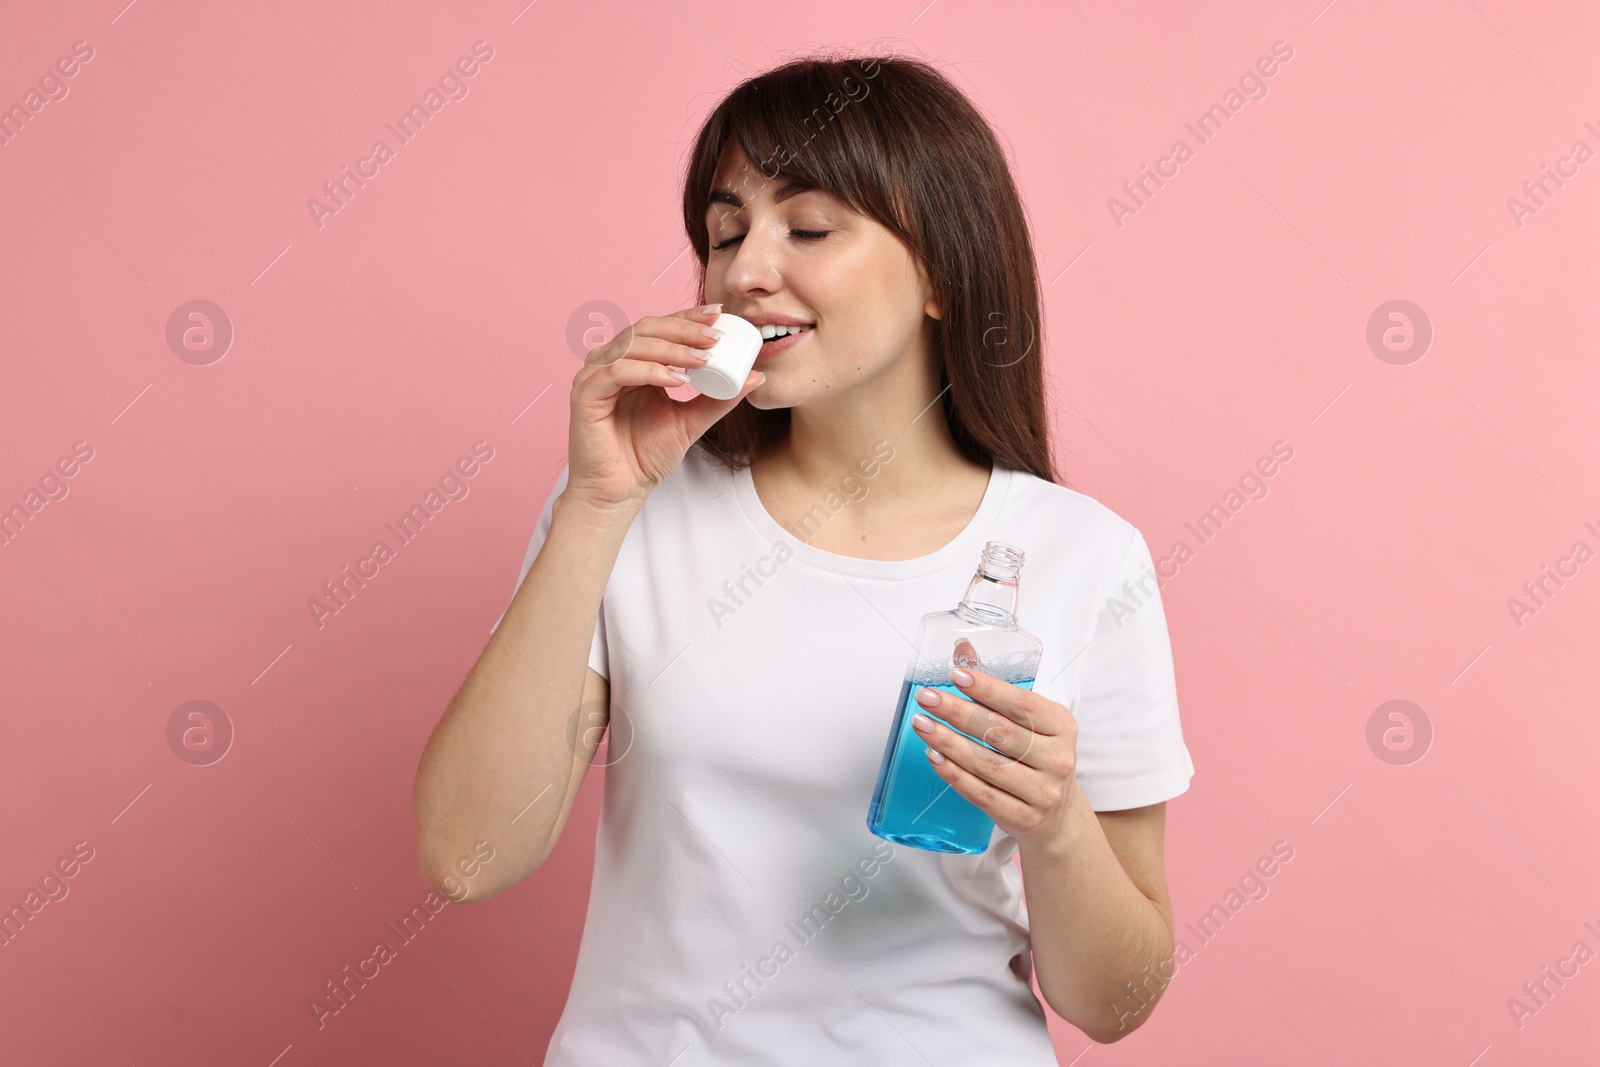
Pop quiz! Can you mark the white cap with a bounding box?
[687,313,763,400]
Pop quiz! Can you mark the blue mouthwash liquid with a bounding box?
[867,664,1036,854]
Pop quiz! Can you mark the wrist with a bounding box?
[1018,780,1098,860]
[555,489,643,532]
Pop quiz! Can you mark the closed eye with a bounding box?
[711,230,830,252]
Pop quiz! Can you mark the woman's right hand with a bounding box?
[563,303,763,512]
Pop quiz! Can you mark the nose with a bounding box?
[709,223,785,301]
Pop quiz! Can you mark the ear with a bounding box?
[910,247,942,320]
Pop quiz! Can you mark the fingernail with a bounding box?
[915,688,939,707]
[912,713,935,733]
[701,326,724,339]
[950,667,973,687]
[925,747,946,765]
[699,303,722,315]
[668,366,692,382]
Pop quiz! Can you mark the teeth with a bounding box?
[760,324,813,339]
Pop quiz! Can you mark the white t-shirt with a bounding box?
[490,442,1194,1065]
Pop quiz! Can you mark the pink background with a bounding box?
[2,1,1597,1063]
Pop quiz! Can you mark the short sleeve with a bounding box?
[489,464,609,681]
[1069,527,1193,811]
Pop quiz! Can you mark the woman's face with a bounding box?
[702,146,941,411]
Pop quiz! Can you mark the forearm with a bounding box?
[1017,783,1175,1042]
[413,490,635,893]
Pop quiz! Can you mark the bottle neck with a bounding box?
[955,570,1019,628]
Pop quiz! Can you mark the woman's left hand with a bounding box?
[911,640,1082,850]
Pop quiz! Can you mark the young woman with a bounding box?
[414,52,1194,1063]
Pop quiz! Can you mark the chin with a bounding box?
[744,388,786,410]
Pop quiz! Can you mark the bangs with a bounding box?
[687,56,903,238]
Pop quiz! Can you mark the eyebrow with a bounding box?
[707,180,817,210]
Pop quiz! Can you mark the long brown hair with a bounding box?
[680,49,1058,486]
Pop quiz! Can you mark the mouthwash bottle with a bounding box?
[867,542,1043,854]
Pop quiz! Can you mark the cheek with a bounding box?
[836,315,914,365]
[809,343,901,393]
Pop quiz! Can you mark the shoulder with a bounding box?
[999,465,1145,569]
[611,443,740,528]
[666,443,739,503]
[540,447,732,533]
